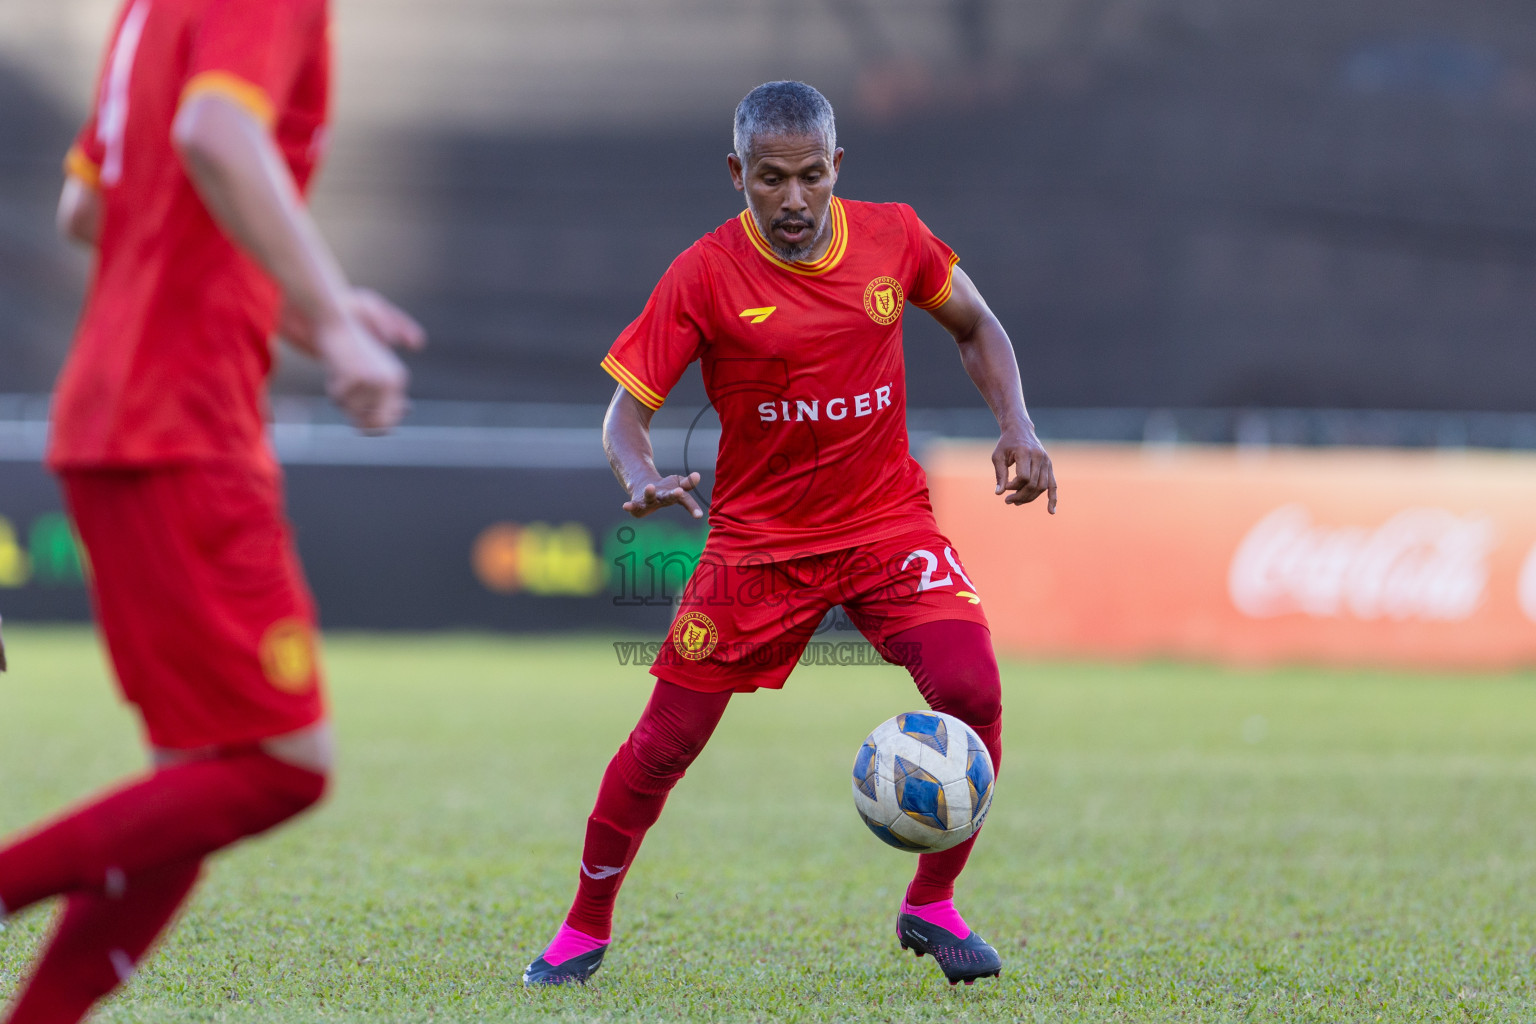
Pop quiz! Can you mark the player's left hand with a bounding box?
[993,423,1057,513]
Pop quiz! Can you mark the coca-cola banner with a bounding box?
[928,443,1536,670]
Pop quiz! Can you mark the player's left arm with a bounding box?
[56,174,103,247]
[926,266,1057,513]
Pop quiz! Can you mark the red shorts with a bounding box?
[652,523,990,693]
[61,461,325,750]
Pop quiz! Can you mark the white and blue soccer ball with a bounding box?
[851,710,994,853]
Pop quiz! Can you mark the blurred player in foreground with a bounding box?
[0,2,422,1022]
[524,81,1055,988]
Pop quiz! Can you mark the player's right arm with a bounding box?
[56,175,103,247]
[603,386,703,519]
[172,95,412,432]
[56,84,104,247]
[601,245,712,519]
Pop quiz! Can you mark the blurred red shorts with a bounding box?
[651,523,990,693]
[61,461,326,750]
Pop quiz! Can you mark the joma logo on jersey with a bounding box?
[757,384,894,422]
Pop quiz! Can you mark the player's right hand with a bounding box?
[279,288,426,357]
[316,316,410,434]
[346,288,426,352]
[624,472,704,519]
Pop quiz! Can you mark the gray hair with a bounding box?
[733,81,837,164]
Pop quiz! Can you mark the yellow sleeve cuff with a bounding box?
[912,253,961,311]
[179,71,276,128]
[601,354,666,410]
[63,145,100,188]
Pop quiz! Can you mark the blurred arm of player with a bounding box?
[57,176,103,246]
[928,266,1057,513]
[58,100,423,432]
[603,386,703,519]
[169,94,421,432]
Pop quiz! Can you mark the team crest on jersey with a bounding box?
[672,611,719,661]
[259,618,317,694]
[863,277,904,325]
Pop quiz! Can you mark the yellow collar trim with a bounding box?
[739,197,849,277]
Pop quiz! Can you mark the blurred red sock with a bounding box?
[0,750,325,914]
[4,858,201,1024]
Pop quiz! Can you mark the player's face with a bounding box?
[729,133,843,262]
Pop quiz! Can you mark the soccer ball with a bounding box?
[851,710,994,853]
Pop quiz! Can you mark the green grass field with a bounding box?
[2,626,1536,1022]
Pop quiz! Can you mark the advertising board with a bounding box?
[928,443,1536,669]
[13,442,1536,671]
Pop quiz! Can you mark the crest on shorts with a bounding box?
[260,618,317,693]
[671,610,719,661]
[863,276,904,325]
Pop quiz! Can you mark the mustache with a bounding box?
[771,214,815,232]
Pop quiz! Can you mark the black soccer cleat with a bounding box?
[522,944,607,987]
[897,913,1002,985]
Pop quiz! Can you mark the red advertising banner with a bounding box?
[927,443,1536,669]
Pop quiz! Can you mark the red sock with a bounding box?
[5,858,201,1024]
[563,742,671,940]
[0,750,325,914]
[564,681,730,940]
[907,713,1002,906]
[881,620,1004,907]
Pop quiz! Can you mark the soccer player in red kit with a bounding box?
[0,1,422,1021]
[524,81,1056,987]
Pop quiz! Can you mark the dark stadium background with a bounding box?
[3,0,1536,628]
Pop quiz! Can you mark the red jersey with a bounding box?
[602,197,961,557]
[49,0,330,469]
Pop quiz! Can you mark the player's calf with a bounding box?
[3,859,201,1024]
[0,748,326,914]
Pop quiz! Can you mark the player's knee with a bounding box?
[626,727,708,785]
[279,762,329,816]
[241,753,329,831]
[925,642,1001,727]
[626,684,727,785]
